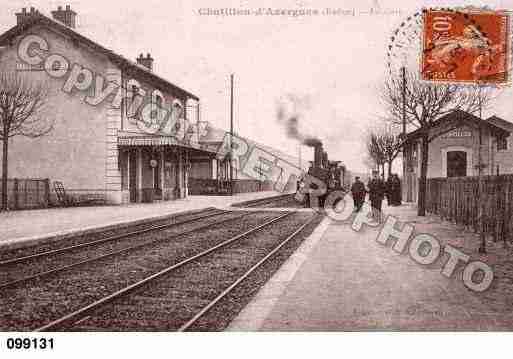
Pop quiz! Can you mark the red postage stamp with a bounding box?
[421,8,511,84]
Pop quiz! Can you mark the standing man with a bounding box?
[350,176,366,212]
[368,170,386,222]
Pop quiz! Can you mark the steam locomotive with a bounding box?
[297,143,348,208]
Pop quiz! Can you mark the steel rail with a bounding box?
[243,194,295,207]
[35,211,294,332]
[178,213,317,331]
[0,207,224,266]
[0,211,252,290]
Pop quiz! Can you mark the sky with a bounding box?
[2,0,513,173]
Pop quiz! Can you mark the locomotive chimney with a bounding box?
[313,144,323,169]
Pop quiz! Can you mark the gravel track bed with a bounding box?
[69,212,318,331]
[0,207,222,262]
[232,194,294,208]
[259,196,304,208]
[0,210,245,285]
[189,213,324,331]
[0,211,282,331]
[233,194,303,209]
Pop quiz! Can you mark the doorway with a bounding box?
[153,159,162,200]
[447,151,467,177]
[129,151,137,202]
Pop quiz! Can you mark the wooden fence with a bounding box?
[0,178,50,210]
[426,175,513,242]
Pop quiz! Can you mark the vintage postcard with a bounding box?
[0,1,512,358]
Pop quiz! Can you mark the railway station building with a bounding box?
[0,6,292,206]
[402,110,513,202]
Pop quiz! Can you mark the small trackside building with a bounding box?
[0,6,218,204]
[402,110,513,203]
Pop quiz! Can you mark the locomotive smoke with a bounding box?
[303,137,322,147]
[276,99,322,148]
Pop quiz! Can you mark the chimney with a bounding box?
[322,151,328,168]
[51,5,77,28]
[136,53,154,71]
[313,144,324,169]
[15,7,41,25]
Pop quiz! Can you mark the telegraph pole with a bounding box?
[402,66,406,136]
[477,84,486,254]
[197,102,201,145]
[229,74,234,196]
[298,143,302,169]
[401,66,412,202]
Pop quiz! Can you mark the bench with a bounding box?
[53,181,106,206]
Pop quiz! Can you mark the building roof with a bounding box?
[404,110,511,142]
[117,125,305,168]
[485,115,513,133]
[199,124,305,170]
[0,13,199,100]
[117,134,219,154]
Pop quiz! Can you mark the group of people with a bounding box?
[350,171,402,222]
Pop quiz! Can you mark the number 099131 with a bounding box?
[6,337,54,350]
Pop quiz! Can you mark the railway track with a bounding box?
[0,210,253,289]
[0,207,225,266]
[0,210,288,331]
[0,207,222,266]
[35,211,319,331]
[178,214,317,331]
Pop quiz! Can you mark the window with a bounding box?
[497,136,508,151]
[412,143,418,161]
[131,85,139,97]
[126,85,139,117]
[408,143,418,171]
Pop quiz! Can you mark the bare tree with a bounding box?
[380,126,403,178]
[381,69,494,216]
[366,125,403,179]
[0,71,53,210]
[365,130,386,177]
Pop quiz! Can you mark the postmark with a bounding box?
[421,8,511,84]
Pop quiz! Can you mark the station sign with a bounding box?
[442,128,473,138]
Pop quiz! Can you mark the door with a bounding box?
[129,151,137,202]
[153,160,162,200]
[447,151,467,177]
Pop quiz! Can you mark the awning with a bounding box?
[118,136,220,154]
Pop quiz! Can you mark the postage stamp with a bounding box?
[421,8,511,84]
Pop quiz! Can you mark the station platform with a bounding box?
[229,199,513,331]
[0,191,281,250]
